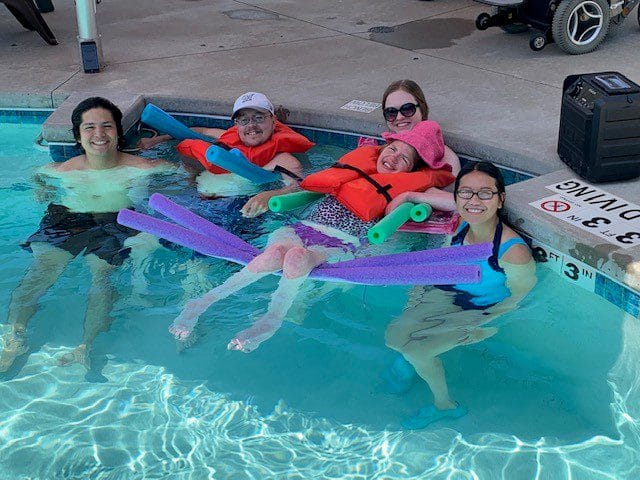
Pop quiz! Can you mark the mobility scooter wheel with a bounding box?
[529,35,547,50]
[476,13,492,30]
[552,0,610,54]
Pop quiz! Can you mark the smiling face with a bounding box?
[77,107,119,158]
[384,90,424,133]
[455,170,505,225]
[377,140,418,173]
[235,108,275,147]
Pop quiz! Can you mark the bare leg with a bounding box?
[227,246,326,353]
[58,255,116,369]
[1,244,72,372]
[169,243,292,340]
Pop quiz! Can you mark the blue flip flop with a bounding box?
[382,356,417,394]
[401,403,467,430]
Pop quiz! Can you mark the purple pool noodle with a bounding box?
[325,242,492,269]
[118,209,477,285]
[311,264,480,285]
[117,209,257,265]
[148,193,259,255]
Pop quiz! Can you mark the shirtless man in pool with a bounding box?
[0,97,174,372]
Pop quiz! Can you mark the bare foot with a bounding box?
[57,344,90,369]
[169,299,205,340]
[227,318,280,353]
[0,331,28,373]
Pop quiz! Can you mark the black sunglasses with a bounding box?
[383,102,419,122]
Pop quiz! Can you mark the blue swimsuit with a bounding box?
[441,221,528,308]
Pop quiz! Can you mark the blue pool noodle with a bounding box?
[205,144,279,185]
[140,104,215,142]
[117,208,481,285]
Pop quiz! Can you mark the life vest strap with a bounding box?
[333,163,393,203]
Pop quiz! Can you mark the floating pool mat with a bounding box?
[118,194,491,285]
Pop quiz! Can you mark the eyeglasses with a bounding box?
[234,114,270,126]
[456,188,500,200]
[383,103,419,122]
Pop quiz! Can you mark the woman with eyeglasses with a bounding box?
[359,80,462,214]
[384,160,536,429]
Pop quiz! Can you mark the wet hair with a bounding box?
[71,97,125,149]
[382,79,429,120]
[454,161,506,214]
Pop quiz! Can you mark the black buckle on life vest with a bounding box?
[332,162,393,203]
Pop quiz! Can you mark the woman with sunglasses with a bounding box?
[384,160,536,429]
[360,80,462,214]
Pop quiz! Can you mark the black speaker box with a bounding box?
[558,72,640,183]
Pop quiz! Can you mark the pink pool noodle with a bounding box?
[117,209,481,285]
[148,193,259,255]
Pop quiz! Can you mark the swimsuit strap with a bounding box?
[451,220,504,273]
[498,237,528,258]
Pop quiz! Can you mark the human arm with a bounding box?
[484,243,537,316]
[137,127,225,149]
[385,187,456,214]
[443,145,460,176]
[240,182,300,218]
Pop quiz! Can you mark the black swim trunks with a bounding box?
[22,203,137,266]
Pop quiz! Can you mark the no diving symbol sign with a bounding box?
[541,199,570,213]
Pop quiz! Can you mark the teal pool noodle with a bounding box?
[205,144,279,185]
[269,190,324,212]
[410,203,433,222]
[140,104,215,142]
[367,202,414,245]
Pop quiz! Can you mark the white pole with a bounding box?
[75,0,103,68]
[75,0,99,40]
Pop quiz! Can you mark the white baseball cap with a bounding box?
[232,92,275,118]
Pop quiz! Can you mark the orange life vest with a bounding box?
[176,121,314,174]
[300,145,454,222]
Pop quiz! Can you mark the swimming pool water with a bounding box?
[0,121,639,479]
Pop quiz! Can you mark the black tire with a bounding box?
[492,7,530,33]
[552,0,610,54]
[637,4,640,27]
[530,35,547,50]
[476,13,491,31]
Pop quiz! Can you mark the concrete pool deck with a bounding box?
[1,0,640,294]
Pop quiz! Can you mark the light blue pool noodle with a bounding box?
[205,144,279,185]
[269,191,324,212]
[117,207,481,285]
[140,103,215,142]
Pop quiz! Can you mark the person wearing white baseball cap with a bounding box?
[139,92,314,217]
